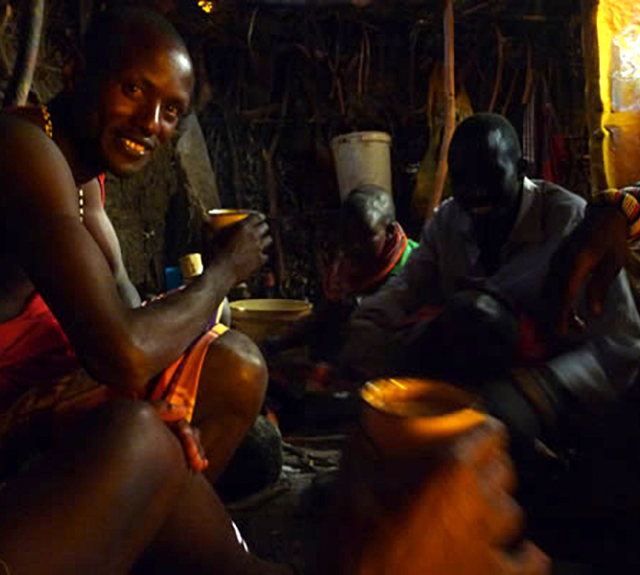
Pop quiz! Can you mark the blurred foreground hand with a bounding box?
[321,417,550,574]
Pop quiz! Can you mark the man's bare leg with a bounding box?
[0,399,188,575]
[0,398,292,575]
[192,329,268,483]
[135,472,292,575]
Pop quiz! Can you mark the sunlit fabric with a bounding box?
[597,0,640,187]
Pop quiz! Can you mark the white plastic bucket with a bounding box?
[330,131,392,202]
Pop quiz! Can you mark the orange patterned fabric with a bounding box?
[0,291,228,425]
[147,323,229,422]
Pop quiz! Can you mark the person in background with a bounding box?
[541,184,640,568]
[340,113,640,498]
[263,184,418,364]
[545,186,637,334]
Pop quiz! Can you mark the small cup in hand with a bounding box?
[207,209,260,232]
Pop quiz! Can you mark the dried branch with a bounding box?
[326,45,345,116]
[357,31,365,100]
[363,24,371,95]
[0,3,12,77]
[356,23,372,101]
[223,108,245,209]
[241,102,282,121]
[522,40,534,105]
[262,74,292,294]
[425,0,455,220]
[462,1,493,17]
[409,21,431,111]
[3,0,45,107]
[500,66,519,116]
[247,6,259,62]
[488,25,505,113]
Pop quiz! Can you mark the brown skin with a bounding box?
[262,191,396,367]
[0,23,271,470]
[0,399,289,575]
[449,128,526,275]
[339,185,396,278]
[340,208,391,272]
[0,28,267,390]
[192,328,269,483]
[0,18,288,574]
[544,205,629,335]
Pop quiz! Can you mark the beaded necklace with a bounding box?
[40,104,84,223]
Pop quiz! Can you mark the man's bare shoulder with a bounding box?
[0,109,45,139]
[0,113,77,217]
[0,112,55,172]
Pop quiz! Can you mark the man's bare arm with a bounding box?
[82,178,142,309]
[338,248,442,376]
[0,118,267,394]
[545,205,628,335]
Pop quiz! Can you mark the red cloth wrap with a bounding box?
[323,222,408,301]
[0,294,79,407]
[0,293,227,422]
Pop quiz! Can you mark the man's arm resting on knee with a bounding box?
[0,122,268,394]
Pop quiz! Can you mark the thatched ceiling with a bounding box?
[218,0,580,18]
[169,0,582,44]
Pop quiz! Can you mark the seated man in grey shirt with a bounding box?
[340,113,640,487]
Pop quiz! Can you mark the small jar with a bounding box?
[179,253,203,284]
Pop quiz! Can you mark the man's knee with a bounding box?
[201,329,268,419]
[94,399,187,477]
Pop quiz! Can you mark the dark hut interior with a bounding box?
[2,0,640,573]
[0,0,591,298]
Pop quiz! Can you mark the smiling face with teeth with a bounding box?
[77,21,194,177]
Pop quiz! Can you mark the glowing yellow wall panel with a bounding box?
[598,0,640,188]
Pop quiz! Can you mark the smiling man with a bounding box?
[0,8,293,575]
[77,12,193,176]
[340,113,640,514]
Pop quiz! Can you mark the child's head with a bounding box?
[340,184,396,265]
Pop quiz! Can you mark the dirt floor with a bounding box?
[224,385,636,575]
[230,437,341,575]
[228,428,602,575]
[222,383,354,574]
